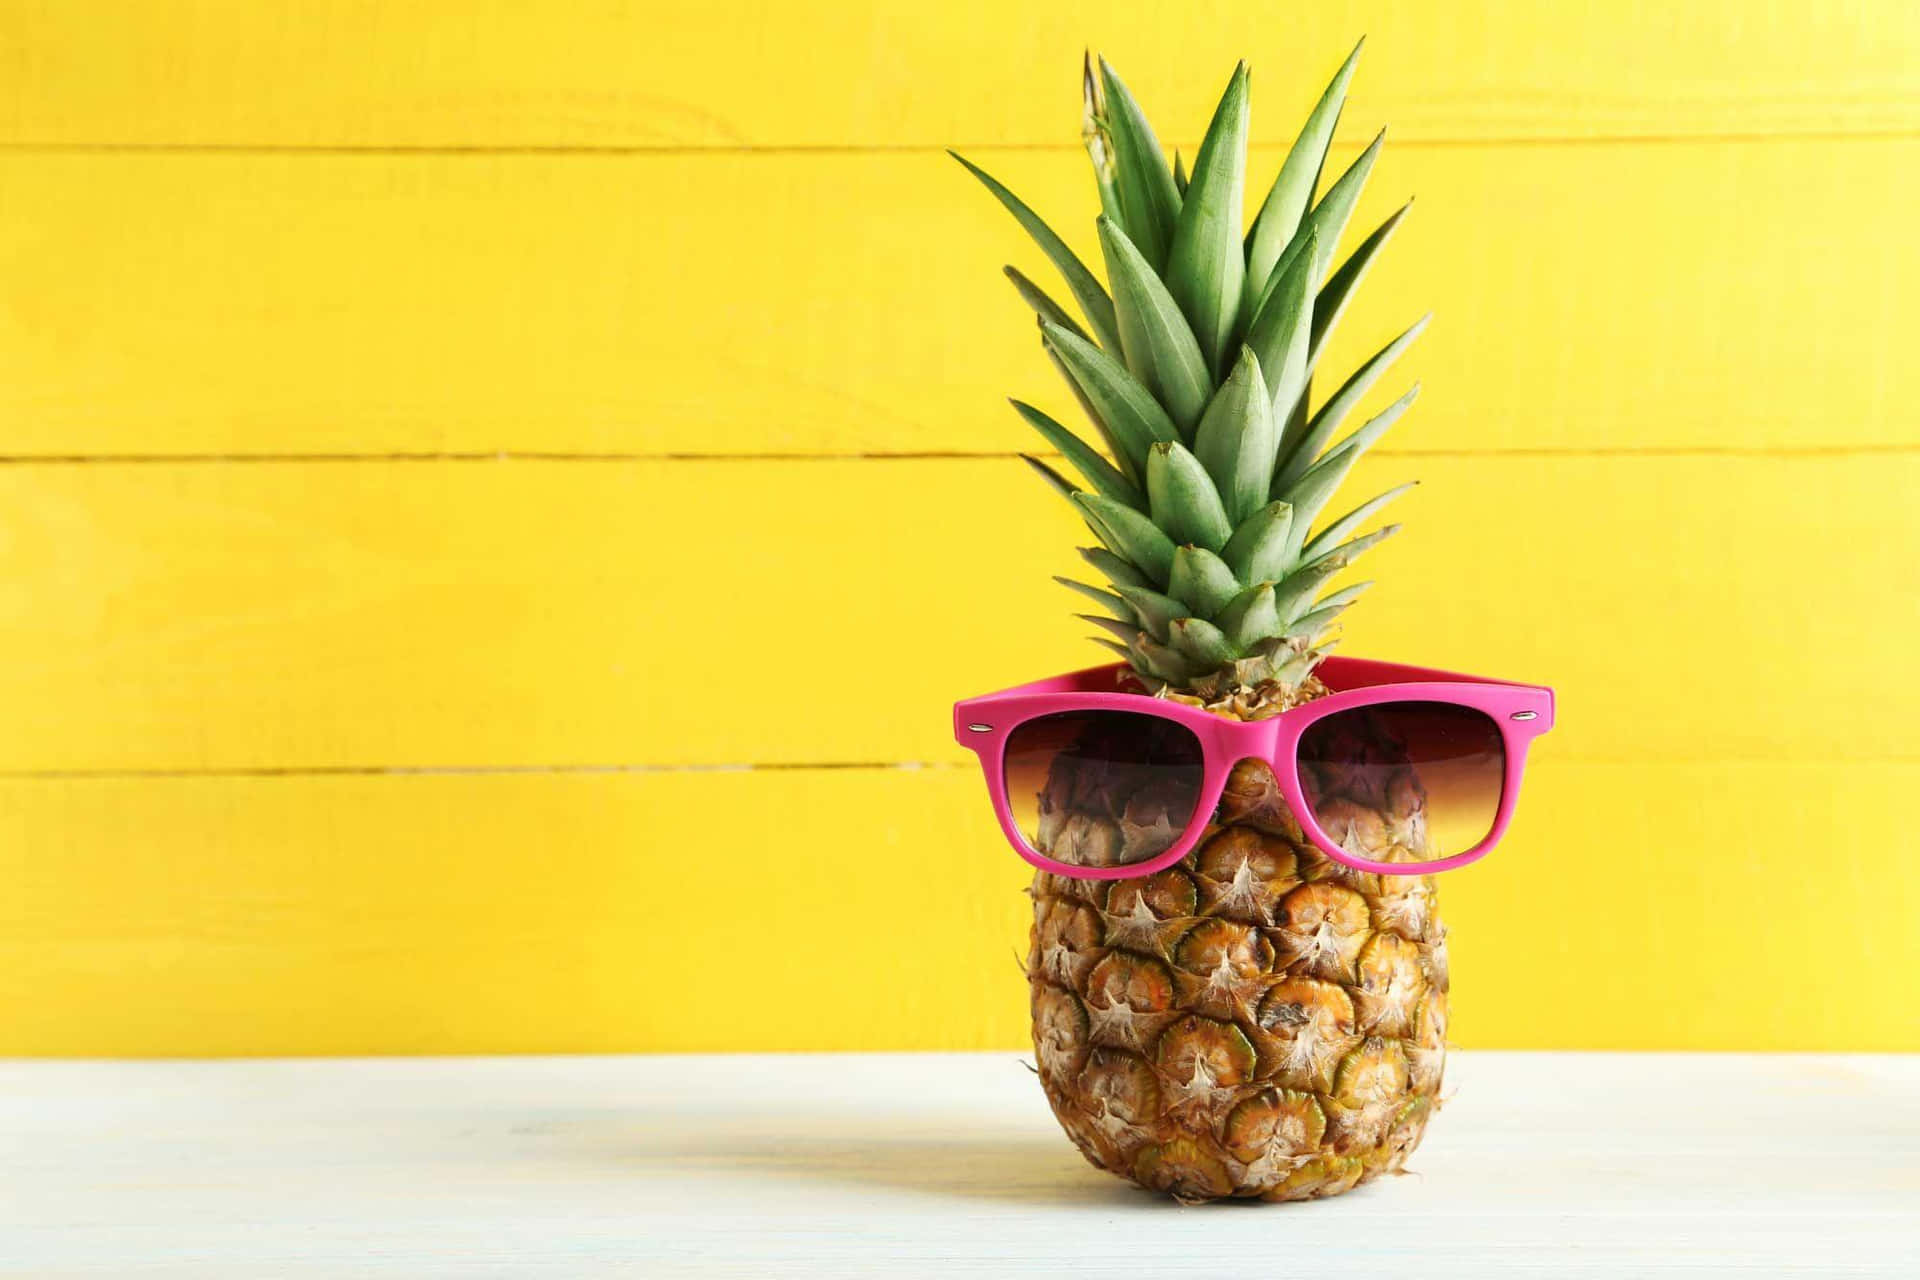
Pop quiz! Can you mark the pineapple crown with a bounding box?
[955,43,1426,700]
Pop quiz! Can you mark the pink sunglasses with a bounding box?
[954,657,1554,880]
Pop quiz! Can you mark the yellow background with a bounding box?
[1,2,1915,1055]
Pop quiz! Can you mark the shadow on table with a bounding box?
[628,1127,1149,1207]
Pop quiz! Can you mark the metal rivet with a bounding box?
[1511,710,1538,721]
[967,723,994,733]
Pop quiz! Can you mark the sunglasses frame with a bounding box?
[954,656,1554,880]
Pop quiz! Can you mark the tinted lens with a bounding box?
[1002,711,1205,869]
[1297,702,1504,868]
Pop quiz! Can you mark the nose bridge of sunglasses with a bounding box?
[1210,711,1291,767]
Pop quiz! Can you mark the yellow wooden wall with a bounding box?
[1,2,1915,1055]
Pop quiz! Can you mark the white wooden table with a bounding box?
[1,1052,1914,1277]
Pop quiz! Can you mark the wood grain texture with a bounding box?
[2,762,1916,1056]
[1,1052,1915,1276]
[2,2,1915,148]
[0,455,1912,773]
[2,139,1913,457]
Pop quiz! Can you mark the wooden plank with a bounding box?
[2,2,1915,148]
[1,140,1914,457]
[2,1055,1915,1276]
[0,454,1911,773]
[0,762,1914,1056]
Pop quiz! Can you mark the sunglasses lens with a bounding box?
[1002,711,1206,870]
[1297,702,1505,869]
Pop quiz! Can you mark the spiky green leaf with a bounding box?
[1217,581,1281,649]
[1112,583,1185,641]
[1169,616,1237,668]
[1131,634,1195,683]
[1168,545,1241,615]
[1097,218,1211,431]
[1254,129,1383,318]
[1079,545,1149,589]
[1055,575,1135,621]
[1276,526,1399,623]
[1308,202,1410,376]
[1165,64,1249,374]
[1010,399,1145,507]
[1299,482,1416,562]
[1021,453,1078,501]
[1274,384,1419,544]
[952,151,1122,351]
[1221,500,1294,584]
[1079,613,1142,645]
[1095,58,1183,269]
[1005,265,1089,344]
[1147,442,1233,551]
[1272,315,1428,492]
[1081,54,1125,225]
[1073,491,1177,584]
[1291,581,1373,636]
[1043,319,1182,479]
[1191,346,1276,524]
[1242,229,1317,429]
[1172,150,1189,196]
[1044,341,1133,480]
[1245,39,1363,299]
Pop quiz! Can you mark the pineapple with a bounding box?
[957,44,1447,1202]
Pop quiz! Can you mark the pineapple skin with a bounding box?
[1026,743,1447,1203]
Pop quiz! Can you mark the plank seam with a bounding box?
[0,761,966,781]
[0,757,1912,782]
[1,130,1916,157]
[0,444,1913,466]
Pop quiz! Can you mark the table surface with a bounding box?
[2,1051,1915,1277]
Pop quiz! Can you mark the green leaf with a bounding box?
[1270,554,1354,627]
[1043,320,1182,479]
[1245,39,1363,300]
[1146,441,1232,551]
[1045,342,1134,481]
[1167,545,1240,616]
[1272,315,1428,492]
[1097,217,1211,431]
[1169,616,1237,668]
[1277,526,1399,623]
[1299,482,1416,562]
[1242,229,1317,430]
[1172,150,1189,196]
[1221,500,1294,584]
[1130,634,1195,684]
[1301,129,1383,282]
[1291,581,1373,636]
[1010,399,1145,508]
[1095,58,1183,270]
[1054,575,1135,621]
[1308,202,1411,377]
[1255,130,1383,314]
[1020,453,1078,501]
[1298,524,1400,579]
[1273,384,1420,544]
[951,151,1122,351]
[1081,54,1125,225]
[1089,635,1134,662]
[1164,64,1249,375]
[1005,265,1089,344]
[1112,583,1185,641]
[1073,492,1177,585]
[1079,613,1142,645]
[1079,545,1149,589]
[1217,581,1281,649]
[1191,346,1276,524]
